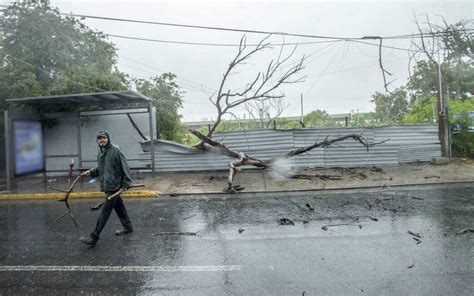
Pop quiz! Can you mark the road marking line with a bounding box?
[0,265,241,272]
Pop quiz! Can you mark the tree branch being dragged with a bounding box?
[189,129,389,193]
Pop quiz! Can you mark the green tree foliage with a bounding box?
[303,110,336,127]
[401,19,473,156]
[403,95,474,157]
[407,60,474,103]
[403,96,437,124]
[0,1,127,110]
[370,88,409,124]
[133,73,184,142]
[349,112,379,127]
[449,98,474,157]
[274,117,303,129]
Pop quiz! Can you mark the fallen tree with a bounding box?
[190,129,389,192]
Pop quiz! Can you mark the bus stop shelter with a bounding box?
[4,90,156,191]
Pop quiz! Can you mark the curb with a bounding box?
[157,180,474,197]
[1,180,474,200]
[0,190,158,200]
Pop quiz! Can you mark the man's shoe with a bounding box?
[79,236,97,247]
[115,228,133,236]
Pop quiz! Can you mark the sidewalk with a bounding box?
[1,158,474,200]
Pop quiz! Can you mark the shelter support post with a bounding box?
[148,101,156,177]
[76,110,82,169]
[4,111,11,191]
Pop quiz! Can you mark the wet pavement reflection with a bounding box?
[0,183,473,295]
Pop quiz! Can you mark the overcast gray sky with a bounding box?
[16,1,474,121]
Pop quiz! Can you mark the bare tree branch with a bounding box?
[127,113,148,141]
[206,34,305,137]
[413,13,436,64]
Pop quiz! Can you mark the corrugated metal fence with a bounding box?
[140,125,441,172]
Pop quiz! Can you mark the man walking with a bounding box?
[79,130,134,247]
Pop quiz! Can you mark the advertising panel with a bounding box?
[451,112,462,133]
[468,111,474,132]
[13,121,44,175]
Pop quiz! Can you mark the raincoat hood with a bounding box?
[96,130,111,148]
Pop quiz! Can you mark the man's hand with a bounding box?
[81,170,91,177]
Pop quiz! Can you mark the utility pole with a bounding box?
[436,42,449,157]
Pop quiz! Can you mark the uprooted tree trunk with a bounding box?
[190,129,389,193]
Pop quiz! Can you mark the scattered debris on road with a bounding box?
[370,166,385,174]
[152,232,197,236]
[321,223,361,231]
[238,228,245,233]
[408,231,422,238]
[278,218,295,225]
[182,214,197,221]
[424,175,441,179]
[408,263,415,269]
[292,174,342,180]
[223,184,245,193]
[408,230,423,244]
[372,177,392,181]
[454,193,472,199]
[455,228,474,235]
[305,203,314,211]
[335,167,368,180]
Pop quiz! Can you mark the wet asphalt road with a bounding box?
[0,183,473,295]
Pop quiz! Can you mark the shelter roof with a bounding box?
[6,90,151,110]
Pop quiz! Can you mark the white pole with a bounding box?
[300,93,304,124]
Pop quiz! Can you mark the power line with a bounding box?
[63,12,362,41]
[305,57,410,79]
[352,40,412,52]
[64,11,474,41]
[119,55,216,92]
[383,29,474,40]
[108,33,339,47]
[109,32,412,53]
[304,42,346,97]
[2,3,472,42]
[118,61,213,96]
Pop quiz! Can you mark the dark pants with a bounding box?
[90,193,132,241]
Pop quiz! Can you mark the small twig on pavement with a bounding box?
[424,175,440,179]
[182,214,197,221]
[408,230,422,244]
[278,218,295,225]
[454,193,472,199]
[408,230,422,238]
[321,223,361,231]
[455,228,474,235]
[152,232,197,236]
